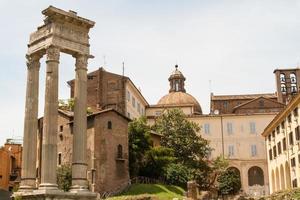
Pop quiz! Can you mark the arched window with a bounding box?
[248,166,264,186]
[291,83,297,93]
[281,84,287,93]
[117,144,123,158]
[280,73,286,83]
[290,73,297,84]
[107,121,112,129]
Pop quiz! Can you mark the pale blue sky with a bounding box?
[1,0,300,145]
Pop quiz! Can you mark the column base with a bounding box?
[69,185,89,193]
[18,185,37,193]
[38,183,59,191]
[13,190,97,200]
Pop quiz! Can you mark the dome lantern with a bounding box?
[168,65,186,93]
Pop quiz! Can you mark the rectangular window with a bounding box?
[204,124,210,134]
[293,179,298,188]
[283,138,287,151]
[289,132,294,145]
[58,153,62,165]
[276,126,280,134]
[251,145,257,157]
[59,125,63,132]
[137,103,141,113]
[273,146,277,158]
[127,90,130,101]
[250,122,256,134]
[294,107,299,117]
[281,121,285,129]
[291,157,296,167]
[277,142,282,155]
[227,123,233,135]
[268,134,271,142]
[269,149,273,160]
[272,131,275,139]
[288,114,292,123]
[228,145,234,157]
[132,96,136,108]
[295,126,300,141]
[298,154,300,164]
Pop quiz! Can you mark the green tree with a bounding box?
[165,163,192,188]
[153,109,211,166]
[57,165,72,191]
[128,117,152,177]
[140,146,175,178]
[217,168,241,196]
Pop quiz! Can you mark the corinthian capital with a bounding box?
[26,53,42,70]
[46,46,60,62]
[75,54,88,70]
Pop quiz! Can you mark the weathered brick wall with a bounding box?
[93,111,129,194]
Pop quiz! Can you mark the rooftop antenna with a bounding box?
[209,80,212,94]
[103,55,106,67]
[122,62,125,76]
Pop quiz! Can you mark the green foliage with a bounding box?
[153,109,211,166]
[128,117,152,177]
[67,98,75,111]
[164,163,192,188]
[108,184,184,200]
[57,165,72,191]
[140,147,175,178]
[217,168,241,195]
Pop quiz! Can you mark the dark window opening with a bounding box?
[60,125,63,132]
[277,142,282,155]
[281,84,287,93]
[107,121,112,129]
[289,132,294,145]
[117,144,123,159]
[283,138,287,151]
[295,126,300,141]
[59,134,63,141]
[291,157,296,167]
[58,153,62,165]
[273,146,277,158]
[269,149,273,160]
[288,114,292,123]
[293,179,298,188]
[280,73,286,83]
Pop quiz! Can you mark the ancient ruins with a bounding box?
[17,6,96,200]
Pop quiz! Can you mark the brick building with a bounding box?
[0,140,22,191]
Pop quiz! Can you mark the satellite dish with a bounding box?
[214,110,219,115]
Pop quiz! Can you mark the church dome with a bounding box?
[157,65,202,114]
[158,92,202,114]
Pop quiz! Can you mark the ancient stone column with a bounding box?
[71,54,89,191]
[39,46,60,190]
[19,54,41,191]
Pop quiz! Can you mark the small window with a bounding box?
[283,138,287,151]
[298,154,300,164]
[293,179,298,188]
[269,149,273,160]
[272,131,275,138]
[58,153,62,165]
[294,108,299,117]
[132,97,136,108]
[291,157,296,167]
[60,125,63,132]
[289,132,294,145]
[107,121,112,129]
[281,84,287,93]
[295,126,300,141]
[204,124,210,134]
[273,146,277,158]
[290,73,297,84]
[291,84,297,93]
[251,145,257,157]
[268,134,271,142]
[281,121,285,129]
[59,134,63,141]
[288,114,292,123]
[117,144,123,159]
[88,76,94,80]
[276,126,280,134]
[127,90,131,101]
[250,122,256,134]
[277,142,282,155]
[223,101,228,109]
[0,175,2,179]
[228,145,234,157]
[280,73,286,83]
[137,103,141,113]
[227,123,233,135]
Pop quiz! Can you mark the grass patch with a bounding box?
[108,183,185,200]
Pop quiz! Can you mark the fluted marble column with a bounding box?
[71,54,89,191]
[39,46,60,190]
[20,54,41,191]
